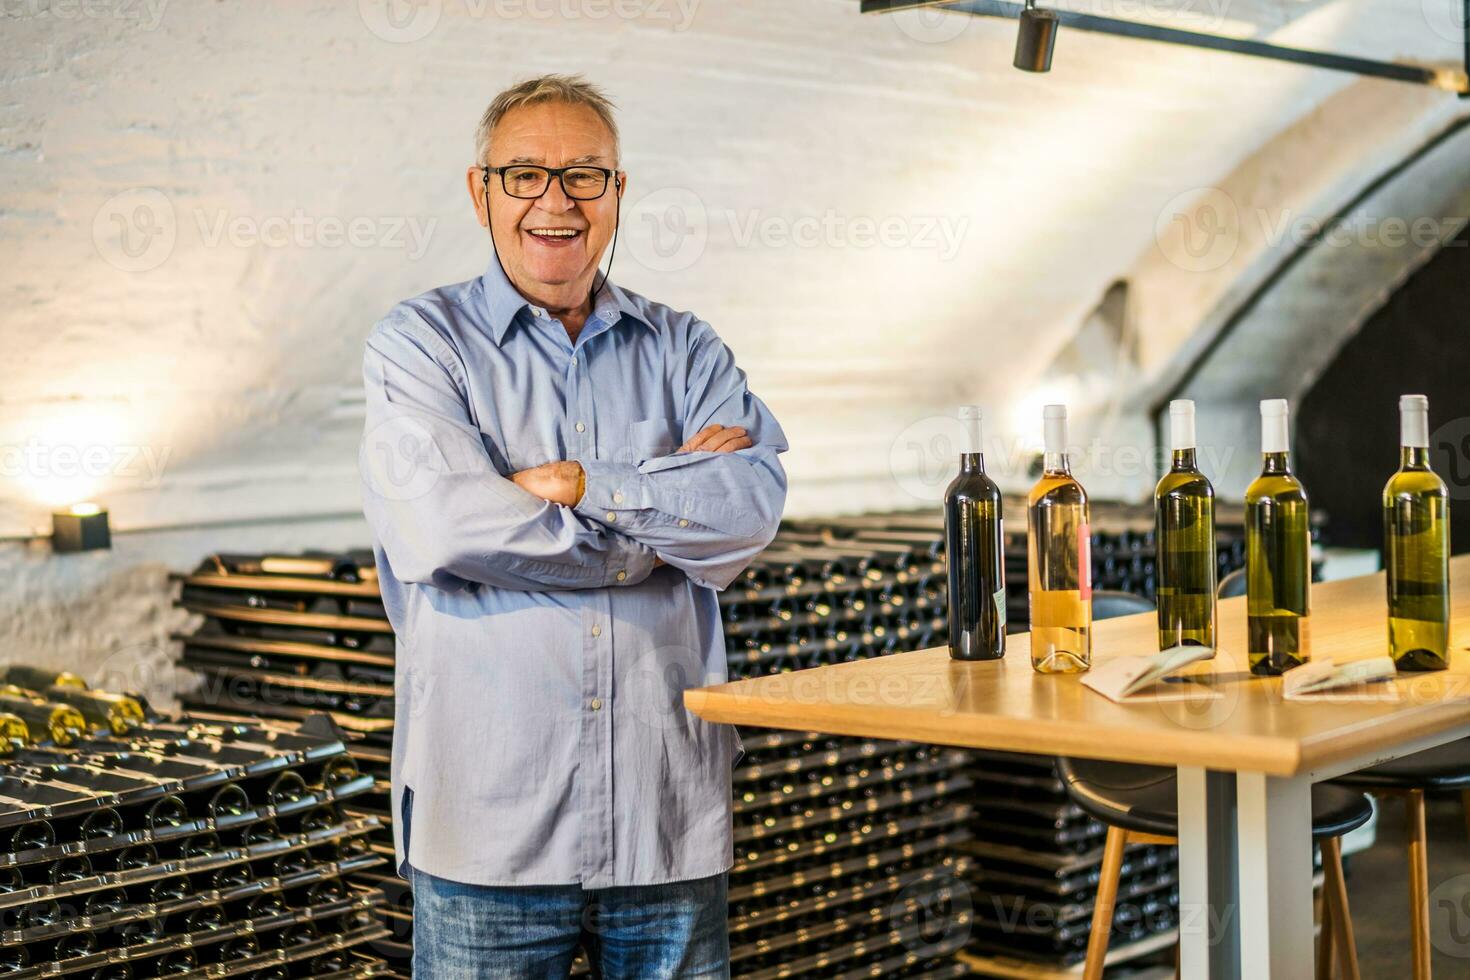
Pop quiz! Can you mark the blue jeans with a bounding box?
[408,865,731,979]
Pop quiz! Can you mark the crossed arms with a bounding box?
[359,315,788,594]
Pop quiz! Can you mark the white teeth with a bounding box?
[528,229,580,237]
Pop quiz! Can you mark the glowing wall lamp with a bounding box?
[52,503,111,553]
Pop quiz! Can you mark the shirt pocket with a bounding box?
[625,416,683,464]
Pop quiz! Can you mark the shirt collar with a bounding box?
[479,255,653,346]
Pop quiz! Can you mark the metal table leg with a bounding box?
[1237,771,1315,977]
[1178,766,1241,978]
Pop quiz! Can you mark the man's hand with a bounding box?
[511,460,584,507]
[679,424,752,454]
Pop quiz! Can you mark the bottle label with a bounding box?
[1078,523,1092,600]
[994,587,1007,629]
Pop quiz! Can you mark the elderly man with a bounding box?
[358,74,787,979]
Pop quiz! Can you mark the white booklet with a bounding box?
[1281,657,1400,701]
[1081,646,1222,703]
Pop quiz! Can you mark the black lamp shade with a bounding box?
[1015,7,1059,72]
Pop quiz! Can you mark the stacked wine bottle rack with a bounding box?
[169,500,1316,977]
[172,534,974,978]
[169,554,409,974]
[0,678,390,979]
[771,501,1299,975]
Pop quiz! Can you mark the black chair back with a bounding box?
[1218,568,1247,599]
[1090,589,1155,622]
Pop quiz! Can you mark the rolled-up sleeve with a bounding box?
[360,314,658,593]
[573,319,788,590]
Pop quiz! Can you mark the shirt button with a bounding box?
[678,519,690,527]
[590,698,603,711]
[575,422,586,433]
[606,512,617,523]
[613,491,624,504]
[570,355,578,365]
[615,570,627,582]
[591,624,602,637]
[532,308,544,318]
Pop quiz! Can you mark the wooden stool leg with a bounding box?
[1316,882,1335,980]
[1321,836,1360,980]
[1084,826,1128,980]
[1406,791,1432,980]
[1460,789,1470,848]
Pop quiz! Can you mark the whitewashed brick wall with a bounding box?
[0,0,1464,683]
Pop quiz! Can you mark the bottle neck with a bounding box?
[1261,451,1291,475]
[1400,445,1430,470]
[1171,448,1197,472]
[1043,451,1071,476]
[959,452,985,473]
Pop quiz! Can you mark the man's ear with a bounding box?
[465,166,490,228]
[615,171,627,200]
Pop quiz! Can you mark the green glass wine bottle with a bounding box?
[1245,399,1311,675]
[1155,399,1217,651]
[1384,394,1450,671]
[41,686,144,735]
[0,665,85,692]
[0,691,87,746]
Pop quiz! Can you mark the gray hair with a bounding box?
[474,74,620,166]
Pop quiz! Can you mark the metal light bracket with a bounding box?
[862,0,1470,97]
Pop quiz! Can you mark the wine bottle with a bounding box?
[1155,400,1218,650]
[943,406,1006,661]
[1384,394,1451,671]
[1027,405,1092,673]
[208,783,251,818]
[143,795,189,831]
[0,693,86,746]
[41,686,144,735]
[80,806,124,841]
[9,819,54,853]
[0,665,85,692]
[318,754,362,790]
[0,713,28,755]
[1245,399,1311,675]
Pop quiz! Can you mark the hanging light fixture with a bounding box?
[1014,0,1059,72]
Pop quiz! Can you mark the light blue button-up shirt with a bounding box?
[358,257,788,888]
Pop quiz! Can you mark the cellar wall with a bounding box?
[2,0,1466,668]
[1295,227,1470,553]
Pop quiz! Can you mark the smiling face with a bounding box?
[466,100,624,313]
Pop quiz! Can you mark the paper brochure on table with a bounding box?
[1281,657,1401,702]
[1082,645,1223,703]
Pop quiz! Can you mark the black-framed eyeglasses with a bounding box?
[483,165,617,201]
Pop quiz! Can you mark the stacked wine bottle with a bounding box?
[0,666,389,978]
[170,499,1320,976]
[172,537,974,978]
[717,529,974,979]
[786,505,1313,974]
[170,554,408,973]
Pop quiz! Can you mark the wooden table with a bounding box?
[687,554,1470,978]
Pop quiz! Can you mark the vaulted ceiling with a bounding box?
[2,0,1465,532]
